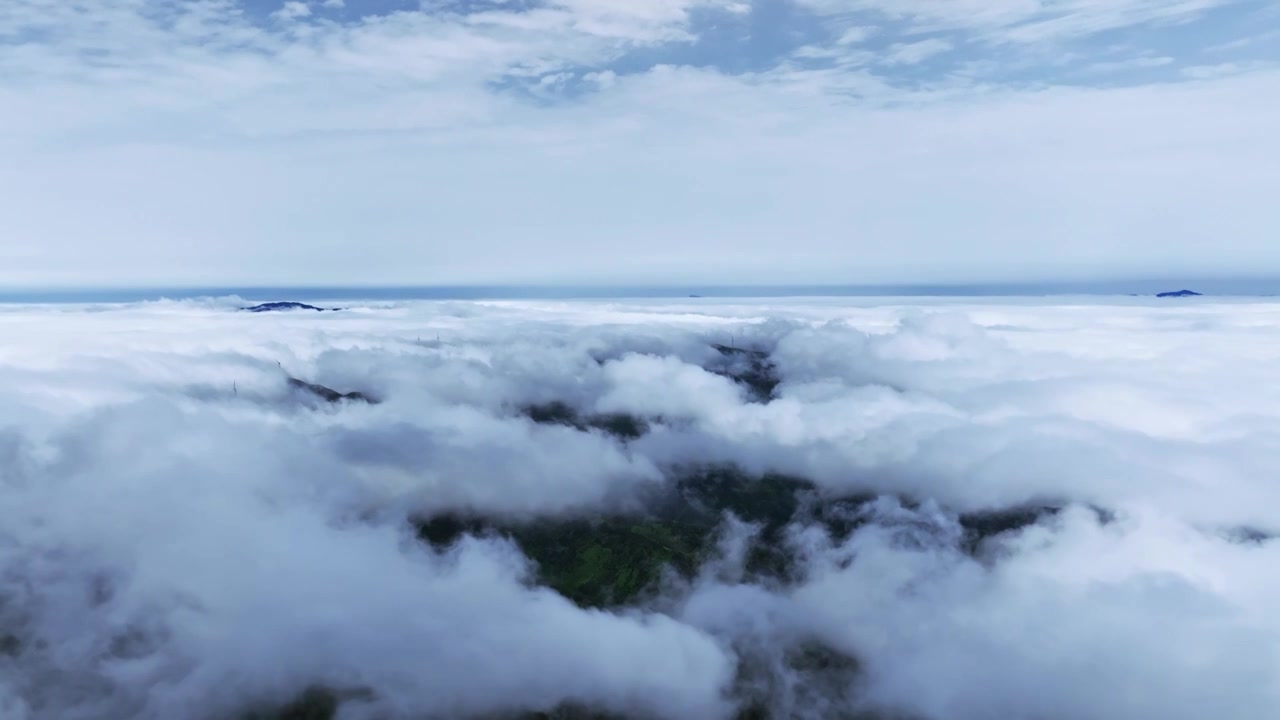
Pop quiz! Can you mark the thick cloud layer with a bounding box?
[1,297,1278,719]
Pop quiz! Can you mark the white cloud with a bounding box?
[773,503,1280,720]
[835,25,878,45]
[1,0,1279,712]
[1206,29,1280,53]
[1087,55,1175,73]
[3,297,1280,717]
[1183,60,1277,78]
[272,1,312,22]
[881,37,954,65]
[537,0,740,42]
[0,1,1276,285]
[796,0,1242,42]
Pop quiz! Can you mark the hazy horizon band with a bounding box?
[0,279,1273,304]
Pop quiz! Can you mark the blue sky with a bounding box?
[1,0,1278,286]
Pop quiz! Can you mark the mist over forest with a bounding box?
[1,297,1276,720]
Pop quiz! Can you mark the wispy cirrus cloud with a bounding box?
[880,37,953,65]
[795,0,1244,39]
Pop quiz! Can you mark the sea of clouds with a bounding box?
[1,296,1278,719]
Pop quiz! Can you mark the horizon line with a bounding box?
[0,277,1267,293]
[0,279,1273,303]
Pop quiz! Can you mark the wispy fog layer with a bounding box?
[0,297,1277,719]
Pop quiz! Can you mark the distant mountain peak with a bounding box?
[241,301,341,312]
[1156,289,1202,298]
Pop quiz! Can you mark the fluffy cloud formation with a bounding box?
[1,296,1279,718]
[272,1,312,21]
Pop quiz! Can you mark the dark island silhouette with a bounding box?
[241,301,342,312]
[287,377,375,404]
[1156,290,1203,298]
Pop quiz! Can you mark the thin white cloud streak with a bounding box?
[2,297,1280,717]
[1086,55,1175,73]
[795,0,1243,41]
[1183,60,1277,78]
[881,38,953,65]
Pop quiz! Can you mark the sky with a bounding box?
[1,0,1278,287]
